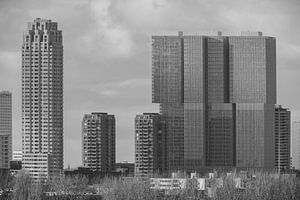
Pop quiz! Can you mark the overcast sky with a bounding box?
[0,0,299,168]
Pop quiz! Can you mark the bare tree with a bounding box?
[12,170,31,200]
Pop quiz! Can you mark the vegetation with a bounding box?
[92,172,300,200]
[0,170,299,200]
[213,172,300,200]
[12,170,45,200]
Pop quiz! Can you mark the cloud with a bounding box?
[86,0,133,58]
[98,79,150,90]
[77,79,151,98]
[115,79,150,88]
[0,51,19,69]
[100,90,118,96]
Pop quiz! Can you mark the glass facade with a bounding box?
[206,104,235,167]
[152,32,277,173]
[184,103,205,171]
[235,104,267,167]
[183,36,205,171]
[183,36,235,171]
[152,34,184,171]
[228,36,276,104]
[0,91,12,169]
[152,36,183,104]
[229,36,276,168]
[206,37,229,103]
[159,104,184,171]
[183,36,205,103]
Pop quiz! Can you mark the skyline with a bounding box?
[0,0,300,168]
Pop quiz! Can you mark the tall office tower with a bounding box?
[184,35,236,170]
[134,113,164,177]
[274,105,290,171]
[229,32,276,169]
[82,113,115,172]
[22,18,63,179]
[152,33,184,172]
[292,121,300,170]
[0,91,12,169]
[152,31,276,172]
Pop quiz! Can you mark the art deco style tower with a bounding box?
[152,31,276,172]
[22,18,63,179]
[82,113,115,172]
[0,91,12,169]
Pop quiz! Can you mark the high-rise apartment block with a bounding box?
[275,105,290,171]
[292,121,300,170]
[135,113,164,177]
[0,91,12,169]
[152,31,276,172]
[22,18,63,179]
[11,150,22,174]
[12,150,23,161]
[82,113,115,172]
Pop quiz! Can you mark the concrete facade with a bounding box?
[22,18,63,180]
[82,113,115,172]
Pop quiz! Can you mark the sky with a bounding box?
[0,0,300,168]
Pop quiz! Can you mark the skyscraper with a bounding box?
[22,18,63,179]
[152,33,184,172]
[152,31,276,172]
[292,121,300,170]
[230,33,276,169]
[82,113,115,172]
[135,113,164,177]
[275,105,290,171]
[0,91,12,169]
